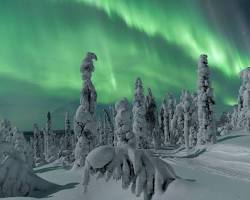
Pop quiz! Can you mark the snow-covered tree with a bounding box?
[33,123,44,161]
[230,105,238,128]
[73,52,98,169]
[12,127,33,168]
[170,103,184,145]
[115,98,136,147]
[229,68,250,129]
[0,118,13,143]
[103,109,114,146]
[182,91,191,149]
[197,54,216,144]
[64,112,73,151]
[0,142,57,197]
[158,104,166,145]
[73,136,86,168]
[43,112,57,162]
[98,119,105,145]
[145,88,157,144]
[189,92,198,145]
[152,112,162,150]
[133,78,148,149]
[162,93,175,145]
[189,128,195,147]
[0,119,59,197]
[82,143,191,200]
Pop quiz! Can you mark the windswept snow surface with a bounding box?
[4,131,250,200]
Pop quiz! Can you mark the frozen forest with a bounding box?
[1,52,250,200]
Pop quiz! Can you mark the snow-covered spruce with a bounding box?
[152,119,162,150]
[197,54,216,144]
[162,93,175,145]
[170,101,184,146]
[233,67,250,130]
[64,112,74,151]
[114,98,136,147]
[182,91,191,149]
[0,119,33,168]
[133,78,148,149]
[12,127,34,168]
[99,109,114,146]
[43,112,58,162]
[145,88,157,145]
[33,123,45,165]
[82,145,179,200]
[73,52,98,169]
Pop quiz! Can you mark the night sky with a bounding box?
[0,0,249,130]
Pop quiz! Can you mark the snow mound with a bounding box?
[83,145,181,200]
[86,145,114,169]
[0,154,58,197]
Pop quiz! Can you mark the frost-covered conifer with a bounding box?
[115,98,136,147]
[133,78,148,149]
[189,93,198,145]
[158,105,165,142]
[162,93,175,145]
[12,127,33,168]
[64,112,73,151]
[182,91,191,149]
[33,123,44,161]
[43,112,57,162]
[73,52,98,168]
[197,54,216,144]
[170,102,184,145]
[152,112,162,150]
[145,88,157,144]
[103,109,114,145]
[231,68,250,128]
[0,119,13,143]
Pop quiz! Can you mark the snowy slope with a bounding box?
[4,131,250,200]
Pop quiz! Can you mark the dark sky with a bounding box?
[0,0,249,130]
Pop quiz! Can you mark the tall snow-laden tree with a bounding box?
[103,109,114,146]
[43,112,57,162]
[182,91,191,149]
[189,92,198,145]
[33,123,44,161]
[197,54,216,144]
[115,98,136,147]
[232,67,250,129]
[170,102,184,145]
[162,93,175,145]
[64,112,73,151]
[73,52,98,169]
[145,88,157,144]
[152,111,162,150]
[133,78,148,149]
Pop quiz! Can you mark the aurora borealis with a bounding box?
[0,0,249,129]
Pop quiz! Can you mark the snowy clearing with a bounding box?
[3,131,250,200]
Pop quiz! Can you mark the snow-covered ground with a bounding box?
[4,131,250,200]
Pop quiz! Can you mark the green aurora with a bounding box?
[0,0,248,129]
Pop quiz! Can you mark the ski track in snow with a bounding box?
[164,136,250,183]
[167,157,250,182]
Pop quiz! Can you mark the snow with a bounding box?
[4,130,250,200]
[85,145,114,169]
